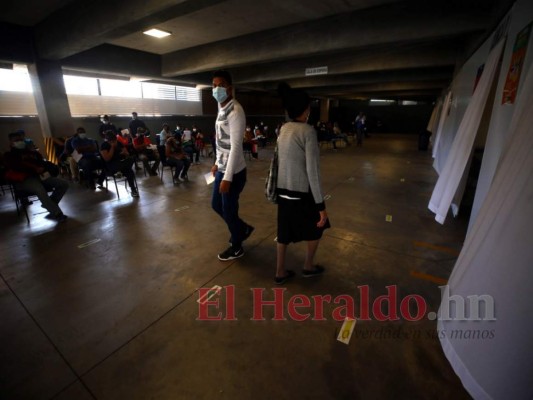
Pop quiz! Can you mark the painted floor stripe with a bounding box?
[410,270,448,285]
[197,285,222,304]
[413,241,460,256]
[78,238,101,249]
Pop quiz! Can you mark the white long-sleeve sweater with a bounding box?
[215,99,246,181]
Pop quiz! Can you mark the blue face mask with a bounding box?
[212,86,228,104]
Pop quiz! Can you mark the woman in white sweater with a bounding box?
[275,83,330,284]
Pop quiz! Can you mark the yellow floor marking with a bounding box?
[413,241,460,256]
[410,270,448,285]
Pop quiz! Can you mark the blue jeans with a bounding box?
[16,176,69,216]
[212,168,247,248]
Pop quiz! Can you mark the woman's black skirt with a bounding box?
[277,195,331,244]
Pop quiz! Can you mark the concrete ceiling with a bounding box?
[0,0,515,101]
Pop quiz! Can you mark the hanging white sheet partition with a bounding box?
[438,61,533,400]
[431,91,452,169]
[428,40,505,224]
[426,97,442,135]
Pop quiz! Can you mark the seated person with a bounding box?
[181,127,200,164]
[333,122,350,146]
[133,127,160,176]
[61,130,81,181]
[71,127,105,190]
[317,122,338,149]
[14,129,38,151]
[165,136,190,182]
[98,115,118,139]
[173,125,183,140]
[254,126,266,149]
[4,132,68,222]
[100,131,139,197]
[158,123,173,163]
[243,126,254,157]
[194,129,205,155]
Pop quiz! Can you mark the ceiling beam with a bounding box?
[162,2,491,77]
[34,0,228,60]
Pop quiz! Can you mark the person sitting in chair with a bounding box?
[4,132,69,222]
[165,135,190,182]
[133,127,160,176]
[71,127,105,189]
[100,131,139,197]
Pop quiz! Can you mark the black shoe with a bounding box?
[242,224,255,242]
[131,190,140,198]
[302,265,325,278]
[275,270,295,285]
[218,246,244,261]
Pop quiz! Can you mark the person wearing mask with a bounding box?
[211,70,254,261]
[182,127,200,164]
[4,132,69,222]
[61,129,82,181]
[174,124,183,140]
[165,135,190,182]
[133,127,160,176]
[98,115,118,139]
[274,82,330,284]
[158,123,173,163]
[71,127,105,190]
[100,131,139,197]
[129,112,150,139]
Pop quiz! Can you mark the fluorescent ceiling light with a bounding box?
[143,28,171,38]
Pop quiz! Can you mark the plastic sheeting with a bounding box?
[431,91,452,171]
[429,40,505,224]
[438,61,533,400]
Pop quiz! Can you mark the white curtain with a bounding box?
[438,61,533,400]
[428,40,505,224]
[431,90,453,172]
[426,97,442,135]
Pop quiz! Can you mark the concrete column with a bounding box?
[28,59,73,139]
[320,99,330,122]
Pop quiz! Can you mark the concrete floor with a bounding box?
[0,134,471,399]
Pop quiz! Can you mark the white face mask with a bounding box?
[212,86,228,103]
[78,133,87,139]
[13,141,26,149]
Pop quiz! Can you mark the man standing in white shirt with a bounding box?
[210,70,254,261]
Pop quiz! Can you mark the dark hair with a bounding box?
[76,127,86,133]
[105,131,116,141]
[213,70,233,85]
[277,82,310,120]
[8,132,22,140]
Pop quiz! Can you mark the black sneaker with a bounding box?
[274,270,295,285]
[218,246,244,261]
[131,190,140,198]
[302,265,325,278]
